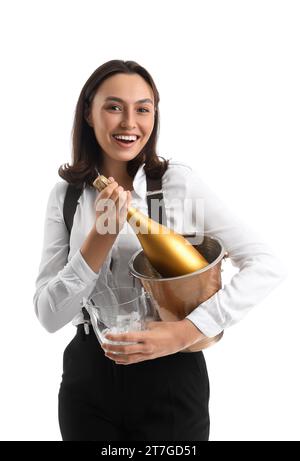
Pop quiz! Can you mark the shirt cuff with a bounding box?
[186,303,224,338]
[70,249,101,284]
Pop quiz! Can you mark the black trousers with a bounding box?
[58,324,210,441]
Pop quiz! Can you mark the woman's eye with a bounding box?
[107,106,150,113]
[109,105,122,111]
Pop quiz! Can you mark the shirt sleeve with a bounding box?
[182,167,288,337]
[33,181,101,333]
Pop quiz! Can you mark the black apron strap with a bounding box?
[63,184,83,236]
[63,184,90,329]
[146,176,167,226]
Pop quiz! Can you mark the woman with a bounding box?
[33,60,285,441]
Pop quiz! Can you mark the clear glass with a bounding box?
[85,286,159,347]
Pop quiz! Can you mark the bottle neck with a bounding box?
[127,207,168,236]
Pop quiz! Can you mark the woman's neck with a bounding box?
[100,159,133,191]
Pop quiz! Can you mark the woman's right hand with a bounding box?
[94,177,131,235]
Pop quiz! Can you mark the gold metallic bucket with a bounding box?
[128,235,226,352]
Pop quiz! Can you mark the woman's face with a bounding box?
[86,73,156,164]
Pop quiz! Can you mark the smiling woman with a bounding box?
[58,60,169,189]
[34,59,286,442]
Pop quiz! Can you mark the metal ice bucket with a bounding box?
[128,235,226,352]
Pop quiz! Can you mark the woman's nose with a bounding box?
[120,109,136,129]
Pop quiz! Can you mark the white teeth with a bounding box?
[113,135,138,141]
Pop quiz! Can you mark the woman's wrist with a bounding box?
[179,319,206,348]
[91,222,118,240]
[80,224,117,273]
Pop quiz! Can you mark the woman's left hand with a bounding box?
[101,319,207,365]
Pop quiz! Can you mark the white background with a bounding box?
[0,0,299,441]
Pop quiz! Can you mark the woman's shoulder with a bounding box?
[165,159,193,173]
[160,160,198,199]
[161,159,214,200]
[49,179,69,200]
[162,160,196,185]
[46,180,69,214]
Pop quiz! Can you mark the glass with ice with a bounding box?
[85,286,159,348]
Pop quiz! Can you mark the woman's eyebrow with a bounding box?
[104,96,154,105]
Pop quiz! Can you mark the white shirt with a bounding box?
[33,161,286,336]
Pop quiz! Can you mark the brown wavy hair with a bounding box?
[58,60,169,189]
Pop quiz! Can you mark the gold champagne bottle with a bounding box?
[93,175,209,277]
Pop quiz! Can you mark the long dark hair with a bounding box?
[58,60,169,189]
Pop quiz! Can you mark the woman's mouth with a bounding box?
[112,134,140,149]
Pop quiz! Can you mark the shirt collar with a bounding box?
[132,163,146,200]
